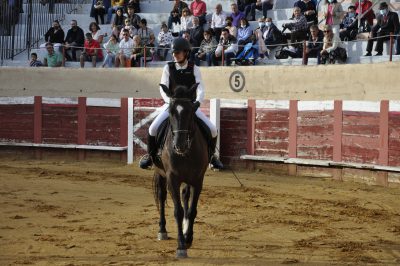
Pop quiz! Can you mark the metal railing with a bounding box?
[0,0,84,64]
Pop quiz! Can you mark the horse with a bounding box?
[152,83,209,258]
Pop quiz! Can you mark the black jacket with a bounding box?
[189,25,204,48]
[372,11,399,34]
[45,27,65,43]
[65,26,85,46]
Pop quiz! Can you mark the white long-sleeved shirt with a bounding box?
[159,61,205,104]
[211,11,227,29]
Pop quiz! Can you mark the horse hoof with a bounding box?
[176,249,188,258]
[158,232,168,240]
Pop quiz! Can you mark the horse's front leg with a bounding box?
[168,178,187,258]
[182,184,191,242]
[184,183,203,249]
[156,174,168,240]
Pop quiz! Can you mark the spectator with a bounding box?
[107,0,124,24]
[168,0,188,31]
[237,0,254,21]
[230,3,245,28]
[339,5,358,41]
[195,29,218,66]
[263,18,284,53]
[283,7,308,48]
[237,18,253,54]
[211,3,227,43]
[130,35,150,67]
[294,0,317,25]
[355,0,374,32]
[29,52,43,67]
[43,42,63,67]
[225,16,237,38]
[64,20,85,61]
[189,16,204,59]
[90,0,107,25]
[126,4,141,30]
[213,28,238,66]
[250,0,274,21]
[112,7,125,38]
[365,2,399,56]
[320,24,346,64]
[254,17,267,59]
[181,30,195,60]
[190,0,207,26]
[321,0,344,34]
[168,9,181,37]
[120,18,137,39]
[125,0,140,13]
[180,8,193,33]
[116,28,134,67]
[172,0,188,17]
[80,33,103,68]
[306,24,323,62]
[102,34,119,67]
[137,18,155,48]
[157,23,174,61]
[40,20,64,52]
[89,22,104,45]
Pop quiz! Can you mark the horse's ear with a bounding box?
[189,83,199,94]
[160,84,173,97]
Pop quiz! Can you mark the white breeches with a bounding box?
[149,104,218,138]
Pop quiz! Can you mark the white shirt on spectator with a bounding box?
[211,11,227,29]
[158,31,174,46]
[180,15,193,32]
[91,29,104,42]
[119,38,134,56]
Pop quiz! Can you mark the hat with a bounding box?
[379,2,388,9]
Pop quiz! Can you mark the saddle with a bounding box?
[155,117,213,158]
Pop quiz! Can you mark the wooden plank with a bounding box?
[120,98,128,147]
[33,96,42,144]
[288,100,298,158]
[247,99,256,155]
[379,100,389,166]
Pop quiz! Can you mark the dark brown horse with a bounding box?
[153,83,209,258]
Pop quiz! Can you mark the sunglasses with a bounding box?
[324,30,331,33]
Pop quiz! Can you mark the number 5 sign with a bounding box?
[229,71,246,92]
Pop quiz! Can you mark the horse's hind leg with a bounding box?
[154,174,168,240]
[184,183,203,249]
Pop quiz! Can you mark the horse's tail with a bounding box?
[152,172,167,212]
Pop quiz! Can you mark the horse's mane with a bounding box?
[172,85,191,99]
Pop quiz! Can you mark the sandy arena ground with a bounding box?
[0,158,400,265]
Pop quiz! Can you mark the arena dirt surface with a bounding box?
[1,158,400,265]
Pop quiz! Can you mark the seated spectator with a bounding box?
[211,3,227,43]
[126,4,141,30]
[189,16,204,60]
[283,7,308,47]
[116,29,134,67]
[237,0,254,21]
[89,22,104,45]
[213,28,238,66]
[254,17,267,59]
[157,23,174,61]
[195,29,218,66]
[365,2,399,56]
[107,0,124,24]
[102,34,119,67]
[181,30,195,60]
[225,16,237,38]
[320,25,347,64]
[80,33,103,68]
[125,0,140,13]
[294,0,317,25]
[263,18,285,57]
[168,9,181,37]
[250,0,274,21]
[339,6,358,41]
[119,19,137,39]
[43,42,63,67]
[180,8,193,34]
[29,52,43,67]
[137,18,155,56]
[190,0,207,26]
[168,0,188,33]
[321,0,344,34]
[112,7,125,37]
[230,3,245,28]
[40,20,64,52]
[90,0,106,25]
[237,18,253,54]
[355,0,374,32]
[306,25,323,61]
[130,35,150,67]
[64,20,85,61]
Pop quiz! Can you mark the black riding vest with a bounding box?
[168,61,196,101]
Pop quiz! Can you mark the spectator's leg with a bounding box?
[205,52,212,66]
[365,32,375,55]
[375,31,386,54]
[396,36,400,55]
[92,55,97,67]
[71,48,78,61]
[100,8,105,25]
[211,53,219,66]
[115,53,121,67]
[214,28,222,43]
[250,4,257,21]
[107,7,115,24]
[262,2,273,18]
[244,5,253,21]
[225,52,235,66]
[194,55,201,66]
[168,16,173,29]
[120,54,126,67]
[163,45,170,60]
[94,12,100,25]
[80,53,85,68]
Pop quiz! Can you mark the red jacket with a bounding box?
[84,39,103,59]
[355,0,375,25]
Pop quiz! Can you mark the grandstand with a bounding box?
[0,0,399,67]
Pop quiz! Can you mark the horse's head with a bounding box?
[160,83,199,156]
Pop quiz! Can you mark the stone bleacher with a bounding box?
[1,0,399,67]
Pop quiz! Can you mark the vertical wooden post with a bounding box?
[127,98,134,164]
[246,99,256,170]
[288,100,298,176]
[120,98,128,161]
[333,100,343,180]
[77,97,87,160]
[34,96,42,159]
[377,100,389,186]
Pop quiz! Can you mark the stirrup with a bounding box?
[139,154,153,169]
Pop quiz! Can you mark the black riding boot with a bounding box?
[139,135,157,169]
[210,136,224,170]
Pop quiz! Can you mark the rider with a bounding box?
[139,37,224,170]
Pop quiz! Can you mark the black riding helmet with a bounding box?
[172,37,191,53]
